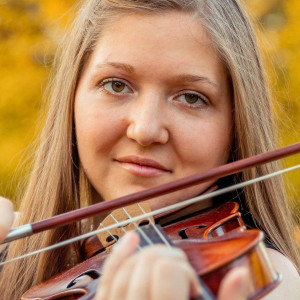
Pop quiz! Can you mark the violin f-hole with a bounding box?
[66,270,100,288]
[106,234,119,243]
[178,225,206,239]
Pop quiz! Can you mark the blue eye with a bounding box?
[102,80,132,94]
[176,92,208,107]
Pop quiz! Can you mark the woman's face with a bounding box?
[75,11,233,209]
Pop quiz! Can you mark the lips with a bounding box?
[115,156,170,177]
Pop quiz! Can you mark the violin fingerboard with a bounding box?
[135,224,174,247]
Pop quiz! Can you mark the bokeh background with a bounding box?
[0,0,300,228]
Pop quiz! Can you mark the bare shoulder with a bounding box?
[262,248,300,299]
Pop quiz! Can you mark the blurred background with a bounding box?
[0,0,299,227]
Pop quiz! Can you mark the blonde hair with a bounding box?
[1,0,299,298]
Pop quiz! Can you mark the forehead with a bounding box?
[82,11,227,84]
[99,10,211,43]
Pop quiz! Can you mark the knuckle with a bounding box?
[153,258,178,277]
[153,258,194,279]
[138,247,160,263]
[172,247,188,260]
[137,245,168,262]
[135,246,189,274]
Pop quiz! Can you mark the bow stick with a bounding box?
[2,141,300,245]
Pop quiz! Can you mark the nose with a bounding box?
[126,93,169,146]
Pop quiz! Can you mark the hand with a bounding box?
[0,197,14,243]
[218,267,250,300]
[95,232,250,300]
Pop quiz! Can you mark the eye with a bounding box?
[184,93,201,104]
[100,79,132,94]
[175,92,208,108]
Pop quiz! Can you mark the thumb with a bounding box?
[218,267,251,300]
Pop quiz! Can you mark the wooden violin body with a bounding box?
[21,202,281,300]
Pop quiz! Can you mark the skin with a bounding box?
[73,11,299,299]
[0,10,298,300]
[0,197,14,243]
[74,11,233,210]
[0,200,294,299]
[95,232,251,300]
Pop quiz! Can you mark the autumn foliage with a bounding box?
[0,0,299,221]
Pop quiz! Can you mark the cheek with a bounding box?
[173,116,233,168]
[74,100,123,160]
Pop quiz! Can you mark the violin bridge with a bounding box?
[96,202,155,253]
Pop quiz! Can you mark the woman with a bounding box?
[0,0,299,299]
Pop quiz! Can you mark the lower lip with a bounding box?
[118,162,167,177]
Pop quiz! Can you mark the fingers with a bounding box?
[0,197,14,242]
[95,231,140,300]
[95,231,202,300]
[123,245,200,300]
[95,230,251,300]
[218,267,250,300]
[151,256,201,300]
[95,229,252,300]
[109,250,150,300]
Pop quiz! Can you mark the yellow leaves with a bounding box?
[279,0,300,101]
[0,0,76,200]
[245,0,300,210]
[39,0,76,25]
[0,0,299,207]
[296,226,300,247]
[243,0,280,19]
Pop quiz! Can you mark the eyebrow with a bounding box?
[173,74,219,88]
[95,62,135,73]
[94,62,219,88]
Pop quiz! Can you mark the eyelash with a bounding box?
[174,92,209,108]
[98,78,209,109]
[98,78,133,95]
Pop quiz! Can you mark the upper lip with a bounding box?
[115,156,170,172]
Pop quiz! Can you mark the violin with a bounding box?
[21,201,281,300]
[2,142,300,299]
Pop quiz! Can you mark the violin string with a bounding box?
[1,163,299,266]
[99,222,119,244]
[121,207,154,246]
[108,212,143,250]
[137,203,172,248]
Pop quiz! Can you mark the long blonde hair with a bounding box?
[1,0,299,299]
